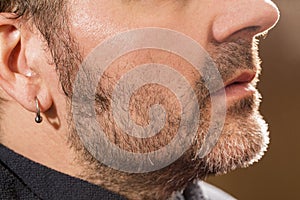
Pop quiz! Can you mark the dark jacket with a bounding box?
[0,144,236,200]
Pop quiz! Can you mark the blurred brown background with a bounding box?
[207,0,300,199]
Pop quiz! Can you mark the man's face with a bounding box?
[55,0,279,198]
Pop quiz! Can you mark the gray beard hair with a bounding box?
[65,37,269,200]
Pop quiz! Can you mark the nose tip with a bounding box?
[212,1,280,42]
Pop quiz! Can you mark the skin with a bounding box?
[0,0,279,199]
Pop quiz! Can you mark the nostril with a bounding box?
[212,1,280,43]
[229,26,261,41]
[234,26,261,36]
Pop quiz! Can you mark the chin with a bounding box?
[197,94,270,176]
[200,113,269,176]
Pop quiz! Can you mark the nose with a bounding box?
[212,0,280,42]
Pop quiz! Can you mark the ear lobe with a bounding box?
[0,15,52,113]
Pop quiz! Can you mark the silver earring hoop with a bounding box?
[35,98,43,123]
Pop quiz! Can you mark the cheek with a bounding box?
[68,1,210,58]
[69,1,132,57]
[89,49,203,153]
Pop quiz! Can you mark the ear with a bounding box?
[0,13,52,112]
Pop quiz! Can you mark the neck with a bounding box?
[0,100,83,178]
[75,148,205,200]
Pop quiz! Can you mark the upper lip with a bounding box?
[224,70,256,87]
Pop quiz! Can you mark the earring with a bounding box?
[35,98,43,123]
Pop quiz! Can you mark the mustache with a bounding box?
[194,38,259,103]
[211,38,258,82]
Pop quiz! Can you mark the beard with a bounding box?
[65,37,269,200]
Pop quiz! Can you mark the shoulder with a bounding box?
[197,181,237,200]
[0,160,39,199]
[172,180,237,200]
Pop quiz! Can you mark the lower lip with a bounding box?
[225,83,255,102]
[212,83,255,104]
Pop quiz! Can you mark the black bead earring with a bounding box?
[35,98,43,123]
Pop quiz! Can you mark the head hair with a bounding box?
[0,0,82,96]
